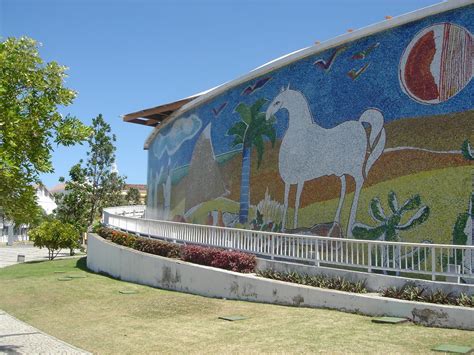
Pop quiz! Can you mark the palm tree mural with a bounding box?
[227,98,276,223]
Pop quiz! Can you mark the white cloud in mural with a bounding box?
[153,114,202,159]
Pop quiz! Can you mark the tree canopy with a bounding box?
[0,37,90,224]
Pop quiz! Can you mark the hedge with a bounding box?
[96,227,256,273]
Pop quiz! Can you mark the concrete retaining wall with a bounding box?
[87,234,474,330]
[256,259,474,296]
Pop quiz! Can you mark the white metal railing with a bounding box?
[103,206,474,284]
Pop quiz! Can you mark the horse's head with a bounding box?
[266,84,290,120]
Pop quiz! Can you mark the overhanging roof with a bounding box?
[122,97,196,127]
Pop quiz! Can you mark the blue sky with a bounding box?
[1,0,441,187]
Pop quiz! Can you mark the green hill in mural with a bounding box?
[168,110,472,221]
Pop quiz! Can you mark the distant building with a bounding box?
[35,183,57,215]
[1,183,56,244]
[49,182,67,195]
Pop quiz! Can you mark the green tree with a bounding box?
[54,164,89,233]
[58,114,125,227]
[125,187,141,205]
[0,37,90,224]
[29,219,80,260]
[227,98,276,223]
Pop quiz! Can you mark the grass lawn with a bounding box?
[0,258,472,354]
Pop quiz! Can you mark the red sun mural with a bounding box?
[400,23,473,104]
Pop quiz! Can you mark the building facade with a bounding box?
[127,1,473,248]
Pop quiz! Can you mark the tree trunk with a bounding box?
[239,146,252,224]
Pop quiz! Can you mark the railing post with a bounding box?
[315,238,320,267]
[271,236,274,260]
[431,246,436,281]
[368,243,372,273]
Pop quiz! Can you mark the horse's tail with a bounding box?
[359,109,386,177]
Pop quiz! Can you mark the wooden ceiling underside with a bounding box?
[123,97,195,127]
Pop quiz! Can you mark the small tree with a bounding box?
[84,114,125,224]
[227,98,276,223]
[29,220,80,260]
[54,164,89,234]
[58,114,125,227]
[125,188,141,205]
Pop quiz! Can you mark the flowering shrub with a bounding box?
[181,245,256,273]
[96,227,256,273]
[98,228,137,248]
[135,238,181,259]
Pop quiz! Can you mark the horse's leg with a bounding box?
[335,175,346,225]
[294,182,304,229]
[328,175,346,237]
[282,183,290,231]
[347,176,363,238]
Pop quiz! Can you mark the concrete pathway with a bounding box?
[0,244,79,268]
[0,311,90,354]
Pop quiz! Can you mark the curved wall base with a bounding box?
[87,233,474,330]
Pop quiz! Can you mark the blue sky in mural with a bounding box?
[153,5,474,170]
[2,0,453,186]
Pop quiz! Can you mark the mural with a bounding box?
[146,4,473,245]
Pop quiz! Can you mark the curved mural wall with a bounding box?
[146,4,473,251]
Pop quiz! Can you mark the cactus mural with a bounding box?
[353,191,431,271]
[352,192,430,242]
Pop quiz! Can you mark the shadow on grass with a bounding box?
[75,257,123,281]
[75,257,92,273]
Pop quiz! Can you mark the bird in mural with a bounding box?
[313,46,347,71]
[352,42,380,60]
[347,62,371,80]
[212,102,228,117]
[241,77,272,95]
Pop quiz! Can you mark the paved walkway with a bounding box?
[0,244,78,268]
[0,311,90,354]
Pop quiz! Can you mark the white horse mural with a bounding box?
[266,86,386,237]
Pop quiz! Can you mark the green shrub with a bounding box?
[381,284,473,307]
[257,269,367,293]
